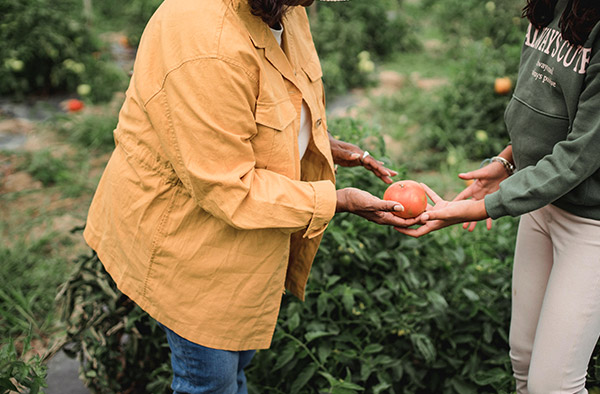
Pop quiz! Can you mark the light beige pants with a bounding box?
[510,204,600,394]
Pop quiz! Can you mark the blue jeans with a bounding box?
[157,322,256,394]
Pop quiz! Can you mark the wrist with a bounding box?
[476,199,489,220]
[335,189,347,213]
[480,156,515,175]
[492,156,515,175]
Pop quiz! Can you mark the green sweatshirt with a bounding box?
[485,0,600,220]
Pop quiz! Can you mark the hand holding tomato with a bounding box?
[328,133,397,184]
[394,184,489,238]
[336,188,420,228]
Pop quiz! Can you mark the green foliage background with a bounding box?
[417,0,529,160]
[5,0,600,393]
[0,236,70,393]
[90,0,164,47]
[0,0,127,102]
[311,0,420,98]
[0,334,47,394]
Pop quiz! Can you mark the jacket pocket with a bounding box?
[302,59,325,107]
[255,99,297,131]
[301,59,323,83]
[252,99,297,172]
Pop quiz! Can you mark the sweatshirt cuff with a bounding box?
[303,180,337,239]
[484,191,509,220]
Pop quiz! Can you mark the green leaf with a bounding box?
[451,247,466,264]
[449,376,478,394]
[483,322,493,343]
[411,333,436,364]
[373,354,395,367]
[327,275,342,288]
[360,362,373,381]
[366,311,381,328]
[290,364,319,394]
[473,367,509,385]
[365,276,378,291]
[318,344,332,364]
[288,312,300,332]
[462,288,480,302]
[274,344,296,371]
[426,291,448,311]
[317,292,330,317]
[374,250,391,260]
[362,343,384,354]
[305,330,337,343]
[319,371,339,386]
[373,381,392,394]
[342,286,355,313]
[336,380,365,391]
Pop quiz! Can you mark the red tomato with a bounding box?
[67,99,84,112]
[383,180,427,219]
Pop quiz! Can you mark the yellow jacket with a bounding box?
[84,0,337,351]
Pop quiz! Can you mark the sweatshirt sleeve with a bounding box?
[144,57,336,238]
[485,48,600,219]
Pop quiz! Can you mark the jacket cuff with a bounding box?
[484,191,509,219]
[303,180,337,239]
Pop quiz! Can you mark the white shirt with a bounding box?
[270,25,311,159]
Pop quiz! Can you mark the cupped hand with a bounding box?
[336,187,420,227]
[329,135,397,184]
[455,161,507,201]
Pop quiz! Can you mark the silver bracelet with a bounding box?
[490,156,515,175]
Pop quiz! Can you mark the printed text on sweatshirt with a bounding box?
[524,23,592,75]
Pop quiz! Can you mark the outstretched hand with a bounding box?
[394,183,488,238]
[329,134,397,184]
[336,187,420,227]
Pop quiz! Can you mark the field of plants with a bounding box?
[2,0,600,393]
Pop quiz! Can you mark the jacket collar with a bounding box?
[234,0,300,86]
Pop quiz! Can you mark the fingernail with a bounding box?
[422,214,429,220]
[394,204,404,211]
[351,153,360,159]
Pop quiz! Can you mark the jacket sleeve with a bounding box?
[143,56,336,238]
[485,49,600,219]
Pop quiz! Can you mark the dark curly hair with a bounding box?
[523,0,600,46]
[248,0,301,27]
